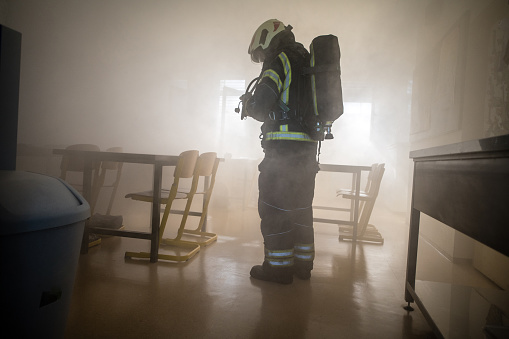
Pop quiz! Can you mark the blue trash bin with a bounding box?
[0,170,90,338]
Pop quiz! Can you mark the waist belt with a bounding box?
[264,131,316,142]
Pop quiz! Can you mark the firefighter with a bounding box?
[242,19,319,284]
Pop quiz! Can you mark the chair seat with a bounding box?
[335,163,378,199]
[341,192,371,200]
[125,189,190,202]
[336,188,367,196]
[178,189,207,195]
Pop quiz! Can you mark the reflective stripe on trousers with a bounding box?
[294,243,315,262]
[264,248,294,267]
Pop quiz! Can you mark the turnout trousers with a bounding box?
[258,142,319,272]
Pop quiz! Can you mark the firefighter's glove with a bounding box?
[238,93,253,120]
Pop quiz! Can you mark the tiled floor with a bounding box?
[63,201,438,338]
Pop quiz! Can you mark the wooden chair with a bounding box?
[59,144,101,213]
[176,152,219,246]
[124,150,201,262]
[92,147,124,216]
[337,163,385,244]
[334,163,378,223]
[336,163,379,200]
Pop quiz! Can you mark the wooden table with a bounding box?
[53,149,180,263]
[313,163,372,242]
[404,134,509,338]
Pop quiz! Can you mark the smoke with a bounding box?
[3,0,431,213]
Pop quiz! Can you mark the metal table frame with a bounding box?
[53,149,180,263]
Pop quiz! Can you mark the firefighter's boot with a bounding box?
[294,261,313,280]
[250,261,293,284]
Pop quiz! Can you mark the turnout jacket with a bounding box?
[246,41,317,147]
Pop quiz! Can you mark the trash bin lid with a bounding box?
[0,170,90,235]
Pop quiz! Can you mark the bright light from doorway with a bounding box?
[341,102,371,138]
[319,101,375,165]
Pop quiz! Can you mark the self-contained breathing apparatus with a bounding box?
[302,34,343,141]
[235,76,260,120]
[236,34,343,142]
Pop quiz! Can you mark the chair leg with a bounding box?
[160,191,201,260]
[181,194,218,246]
[182,229,218,246]
[125,243,200,262]
[338,224,384,244]
[125,191,201,262]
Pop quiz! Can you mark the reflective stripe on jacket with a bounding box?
[260,52,291,105]
[264,124,315,142]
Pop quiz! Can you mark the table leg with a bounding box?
[350,172,356,222]
[150,164,163,263]
[405,206,421,304]
[201,176,210,232]
[81,159,94,254]
[352,170,361,243]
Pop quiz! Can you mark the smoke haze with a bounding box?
[2,0,436,212]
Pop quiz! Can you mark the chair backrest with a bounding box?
[60,144,100,179]
[367,163,385,197]
[363,163,379,192]
[194,152,217,177]
[184,152,216,194]
[193,152,218,193]
[174,150,199,180]
[357,163,385,235]
[190,152,219,231]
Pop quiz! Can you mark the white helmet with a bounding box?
[248,19,287,63]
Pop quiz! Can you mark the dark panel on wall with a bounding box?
[0,25,22,170]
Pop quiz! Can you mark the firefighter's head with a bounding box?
[248,19,294,63]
